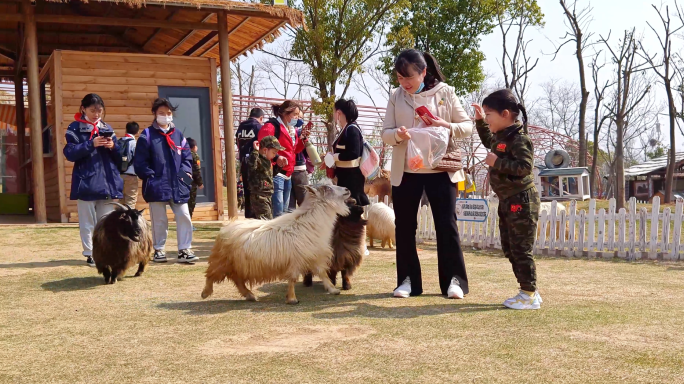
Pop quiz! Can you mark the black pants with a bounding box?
[288,170,309,210]
[392,172,468,296]
[240,160,254,219]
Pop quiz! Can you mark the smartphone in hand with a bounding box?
[415,106,436,125]
[99,131,114,138]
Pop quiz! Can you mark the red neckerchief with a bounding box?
[73,113,101,140]
[158,127,184,154]
[125,134,135,139]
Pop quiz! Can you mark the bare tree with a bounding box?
[495,0,544,108]
[600,29,652,210]
[553,0,594,167]
[257,41,312,99]
[589,50,613,195]
[639,3,684,204]
[534,79,581,138]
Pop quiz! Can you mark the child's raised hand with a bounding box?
[253,141,260,150]
[276,157,288,168]
[484,152,498,167]
[471,104,485,120]
[93,136,107,147]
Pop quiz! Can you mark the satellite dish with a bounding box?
[544,150,571,169]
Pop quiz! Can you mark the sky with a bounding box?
[239,0,684,151]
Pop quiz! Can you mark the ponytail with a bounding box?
[517,103,528,134]
[482,89,528,133]
[422,52,446,88]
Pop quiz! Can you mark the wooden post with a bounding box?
[218,10,238,219]
[14,75,26,193]
[23,0,47,223]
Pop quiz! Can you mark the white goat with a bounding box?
[366,202,396,249]
[201,185,351,304]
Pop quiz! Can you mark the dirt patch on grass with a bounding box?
[200,325,373,355]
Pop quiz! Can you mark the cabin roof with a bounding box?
[538,167,590,177]
[0,0,304,79]
[624,152,684,177]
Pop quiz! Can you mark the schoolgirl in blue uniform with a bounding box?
[63,93,123,267]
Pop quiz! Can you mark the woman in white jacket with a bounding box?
[382,49,473,299]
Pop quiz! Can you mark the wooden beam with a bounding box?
[15,24,25,77]
[0,46,17,62]
[141,10,179,51]
[0,13,220,31]
[23,0,47,223]
[183,31,218,56]
[14,74,26,194]
[66,3,146,53]
[199,16,250,58]
[166,13,214,54]
[218,10,237,219]
[231,21,286,59]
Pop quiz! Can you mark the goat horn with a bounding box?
[107,202,130,210]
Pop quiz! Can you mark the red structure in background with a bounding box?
[221,95,582,194]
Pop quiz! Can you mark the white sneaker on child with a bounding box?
[393,277,411,298]
[503,290,541,310]
[447,277,464,299]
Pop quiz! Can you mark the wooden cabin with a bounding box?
[0,0,304,223]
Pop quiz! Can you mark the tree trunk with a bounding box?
[590,130,600,197]
[615,116,625,210]
[665,79,676,204]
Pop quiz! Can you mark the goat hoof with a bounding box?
[103,278,110,284]
[286,298,299,305]
[134,272,142,277]
[328,288,341,295]
[342,284,351,291]
[245,294,258,302]
[109,279,116,285]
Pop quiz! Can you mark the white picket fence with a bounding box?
[367,195,684,261]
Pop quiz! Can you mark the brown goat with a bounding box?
[364,169,392,204]
[92,203,153,284]
[304,199,367,290]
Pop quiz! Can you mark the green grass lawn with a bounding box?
[1,225,683,383]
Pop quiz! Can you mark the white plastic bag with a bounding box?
[405,127,449,171]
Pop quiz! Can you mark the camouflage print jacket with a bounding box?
[247,149,274,196]
[191,151,203,187]
[475,120,535,200]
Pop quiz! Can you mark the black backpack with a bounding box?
[118,137,134,173]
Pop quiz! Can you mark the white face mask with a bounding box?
[288,118,297,127]
[157,115,173,126]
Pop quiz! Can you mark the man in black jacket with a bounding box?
[236,108,265,218]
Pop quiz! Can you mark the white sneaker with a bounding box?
[447,277,464,299]
[503,290,541,310]
[536,291,543,304]
[393,277,411,298]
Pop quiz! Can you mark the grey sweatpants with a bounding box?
[149,201,193,251]
[77,200,115,257]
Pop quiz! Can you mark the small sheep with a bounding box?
[364,169,392,204]
[367,202,396,249]
[201,185,351,304]
[304,198,367,290]
[92,203,153,284]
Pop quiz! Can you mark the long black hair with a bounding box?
[394,49,446,91]
[80,93,105,117]
[334,98,358,123]
[481,89,529,134]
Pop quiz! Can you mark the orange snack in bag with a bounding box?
[408,155,424,171]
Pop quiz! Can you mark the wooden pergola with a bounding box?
[0,0,304,223]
